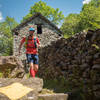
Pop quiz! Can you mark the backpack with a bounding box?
[25,36,37,48]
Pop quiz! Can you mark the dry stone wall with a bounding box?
[38,29,100,99]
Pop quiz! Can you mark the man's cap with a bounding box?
[29,28,35,31]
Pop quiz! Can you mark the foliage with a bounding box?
[79,0,100,31]
[43,66,98,100]
[0,16,18,56]
[22,0,64,25]
[0,72,3,78]
[92,44,100,50]
[43,77,71,93]
[39,88,54,94]
[0,68,11,78]
[38,98,44,100]
[61,14,80,36]
[61,0,100,37]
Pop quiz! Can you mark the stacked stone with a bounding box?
[38,29,100,99]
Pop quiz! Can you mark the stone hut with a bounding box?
[12,13,62,60]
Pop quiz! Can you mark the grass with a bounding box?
[63,34,69,39]
[43,77,72,93]
[63,34,73,39]
[39,88,55,94]
[0,72,3,78]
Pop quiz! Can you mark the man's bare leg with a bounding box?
[34,64,39,75]
[34,64,39,71]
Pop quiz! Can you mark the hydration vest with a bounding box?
[25,36,37,48]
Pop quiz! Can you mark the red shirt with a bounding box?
[21,36,40,54]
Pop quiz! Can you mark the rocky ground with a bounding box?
[0,78,43,100]
[0,78,68,100]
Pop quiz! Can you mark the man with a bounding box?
[18,27,40,78]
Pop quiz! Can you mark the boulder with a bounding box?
[0,56,25,78]
[0,78,43,100]
[92,64,100,70]
[38,93,68,100]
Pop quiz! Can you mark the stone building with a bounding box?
[12,13,62,60]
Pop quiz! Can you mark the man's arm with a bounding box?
[36,37,41,48]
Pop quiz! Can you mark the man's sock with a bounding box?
[30,68,35,78]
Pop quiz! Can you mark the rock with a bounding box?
[80,63,89,71]
[0,56,25,78]
[38,93,68,100]
[0,78,43,100]
[86,30,94,41]
[93,53,100,59]
[0,56,24,68]
[0,78,43,92]
[93,59,100,64]
[92,64,100,70]
[93,85,100,91]
[0,94,10,100]
[94,91,100,99]
[0,56,15,65]
[91,29,100,42]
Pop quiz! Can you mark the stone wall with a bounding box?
[38,29,100,99]
[13,17,62,60]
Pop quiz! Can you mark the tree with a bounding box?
[61,14,80,37]
[61,0,100,37]
[0,16,18,56]
[90,0,100,7]
[79,0,100,31]
[22,0,64,25]
[5,16,18,31]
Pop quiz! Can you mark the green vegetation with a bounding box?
[61,0,100,37]
[0,68,11,78]
[39,88,55,94]
[61,13,80,37]
[38,98,44,100]
[43,67,98,100]
[92,44,100,50]
[22,0,64,25]
[0,1,99,99]
[0,16,18,56]
[43,76,71,93]
[0,72,3,78]
[0,0,99,55]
